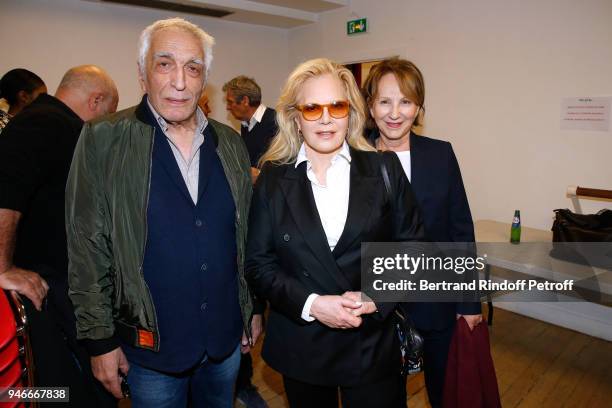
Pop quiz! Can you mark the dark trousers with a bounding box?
[235,352,253,391]
[23,285,116,408]
[283,375,404,408]
[401,325,454,408]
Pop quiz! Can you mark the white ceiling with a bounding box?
[247,0,348,13]
[87,0,348,28]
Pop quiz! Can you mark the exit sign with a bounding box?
[347,18,367,35]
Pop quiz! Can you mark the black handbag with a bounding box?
[550,209,612,269]
[379,153,424,375]
[394,308,424,376]
[552,209,612,242]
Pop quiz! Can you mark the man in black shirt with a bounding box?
[224,76,277,183]
[0,65,118,407]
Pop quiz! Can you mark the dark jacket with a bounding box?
[245,149,424,386]
[241,107,277,167]
[368,130,481,330]
[65,97,254,354]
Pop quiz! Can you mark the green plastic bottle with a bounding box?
[510,210,521,244]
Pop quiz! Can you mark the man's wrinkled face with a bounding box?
[139,28,205,125]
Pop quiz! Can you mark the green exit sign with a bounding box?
[347,18,367,35]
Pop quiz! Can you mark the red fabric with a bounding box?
[443,317,501,408]
[0,291,25,408]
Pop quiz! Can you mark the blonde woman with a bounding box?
[246,58,424,407]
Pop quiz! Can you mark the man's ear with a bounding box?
[241,96,250,107]
[137,64,147,93]
[88,93,104,111]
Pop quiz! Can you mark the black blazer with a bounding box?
[246,149,424,386]
[408,132,474,243]
[369,130,481,330]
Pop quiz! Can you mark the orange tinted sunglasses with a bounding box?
[295,100,350,121]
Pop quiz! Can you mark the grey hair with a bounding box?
[222,76,262,106]
[138,17,215,79]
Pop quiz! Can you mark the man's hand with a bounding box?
[0,267,48,310]
[0,209,48,309]
[341,291,377,317]
[91,347,130,399]
[310,295,363,329]
[240,314,264,354]
[457,313,483,331]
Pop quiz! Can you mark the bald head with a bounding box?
[56,65,118,121]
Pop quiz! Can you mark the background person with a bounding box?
[0,64,118,407]
[224,76,277,183]
[246,58,424,408]
[198,91,212,116]
[362,57,483,408]
[0,68,47,133]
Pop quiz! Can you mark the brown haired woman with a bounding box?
[362,57,483,407]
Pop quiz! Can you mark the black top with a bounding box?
[0,93,83,281]
[241,107,277,167]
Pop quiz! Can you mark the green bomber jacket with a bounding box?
[65,98,254,354]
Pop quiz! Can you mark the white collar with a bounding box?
[241,104,267,131]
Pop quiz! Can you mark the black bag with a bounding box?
[551,209,612,269]
[379,153,424,375]
[394,308,424,376]
[552,209,612,242]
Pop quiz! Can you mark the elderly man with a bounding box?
[65,18,260,407]
[0,65,118,407]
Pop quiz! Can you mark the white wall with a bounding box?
[0,0,289,127]
[289,0,612,230]
[2,0,611,229]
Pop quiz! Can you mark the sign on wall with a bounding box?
[347,18,367,35]
[560,97,611,132]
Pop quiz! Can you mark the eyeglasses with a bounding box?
[295,101,350,121]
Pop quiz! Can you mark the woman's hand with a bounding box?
[342,291,378,316]
[457,313,483,331]
[310,295,363,329]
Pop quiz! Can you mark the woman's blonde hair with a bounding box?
[259,58,374,166]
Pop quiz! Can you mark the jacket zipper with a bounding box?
[138,129,159,350]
